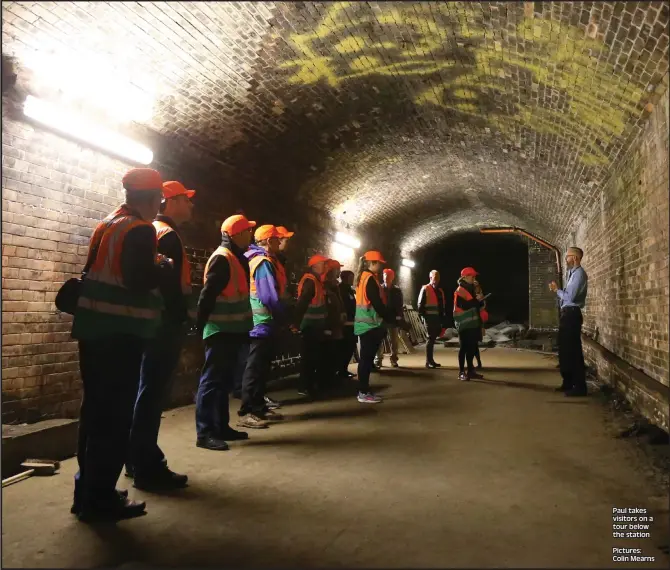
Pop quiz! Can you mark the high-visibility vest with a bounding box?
[354,271,384,335]
[153,220,197,322]
[420,284,445,326]
[72,206,163,340]
[202,247,253,339]
[274,257,289,301]
[297,272,326,330]
[453,285,481,331]
[248,254,286,326]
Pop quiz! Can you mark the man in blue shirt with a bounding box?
[550,247,588,397]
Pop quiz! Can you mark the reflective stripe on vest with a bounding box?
[297,272,326,330]
[453,285,480,331]
[153,220,197,321]
[202,247,252,338]
[72,207,163,340]
[421,284,445,316]
[354,271,383,335]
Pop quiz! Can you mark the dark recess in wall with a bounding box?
[413,232,529,326]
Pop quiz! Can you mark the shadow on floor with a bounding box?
[470,378,561,393]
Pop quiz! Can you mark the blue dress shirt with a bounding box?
[557,266,588,309]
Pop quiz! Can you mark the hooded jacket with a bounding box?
[245,243,285,338]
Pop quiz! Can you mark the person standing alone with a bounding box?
[550,247,588,397]
[418,270,447,368]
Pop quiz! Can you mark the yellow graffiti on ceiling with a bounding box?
[278,1,648,167]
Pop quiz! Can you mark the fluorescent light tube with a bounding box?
[23,95,153,165]
[335,231,361,249]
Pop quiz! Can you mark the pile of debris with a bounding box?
[442,321,528,347]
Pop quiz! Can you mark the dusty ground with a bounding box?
[2,347,668,568]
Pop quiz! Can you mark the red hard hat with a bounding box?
[461,267,478,277]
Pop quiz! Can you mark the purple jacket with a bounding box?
[246,244,284,338]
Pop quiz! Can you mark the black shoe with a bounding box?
[196,436,229,451]
[426,362,440,369]
[219,427,250,441]
[391,362,399,368]
[476,364,483,371]
[133,467,188,491]
[77,496,146,522]
[71,489,128,515]
[565,388,587,397]
[431,362,442,367]
[264,395,281,409]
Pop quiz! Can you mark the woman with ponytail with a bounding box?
[353,251,394,403]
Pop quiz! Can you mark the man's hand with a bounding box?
[289,325,300,335]
[549,281,558,293]
[476,293,484,301]
[156,253,174,269]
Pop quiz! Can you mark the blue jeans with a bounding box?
[196,333,247,438]
[127,321,185,476]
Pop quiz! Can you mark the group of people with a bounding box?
[65,166,589,524]
[66,167,417,522]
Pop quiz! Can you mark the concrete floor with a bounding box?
[2,347,668,569]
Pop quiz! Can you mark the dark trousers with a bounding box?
[426,322,441,364]
[74,336,144,507]
[357,327,386,393]
[128,322,185,476]
[558,307,586,392]
[233,343,250,398]
[458,328,479,372]
[339,327,357,374]
[474,346,482,366]
[239,335,275,416]
[195,333,246,438]
[299,330,326,393]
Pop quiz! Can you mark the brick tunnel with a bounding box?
[1,2,669,568]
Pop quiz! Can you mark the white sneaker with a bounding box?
[357,392,382,404]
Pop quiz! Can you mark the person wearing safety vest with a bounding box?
[375,268,406,368]
[70,168,172,522]
[354,250,394,403]
[292,254,329,398]
[323,258,347,388]
[237,225,286,429]
[195,215,255,451]
[337,270,358,379]
[418,270,448,368]
[125,180,195,491]
[473,279,488,371]
[453,267,486,381]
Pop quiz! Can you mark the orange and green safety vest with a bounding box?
[72,206,163,340]
[249,253,287,326]
[297,272,326,330]
[202,247,253,339]
[354,271,384,335]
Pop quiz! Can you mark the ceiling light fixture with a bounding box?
[402,258,416,268]
[335,231,361,249]
[23,95,154,165]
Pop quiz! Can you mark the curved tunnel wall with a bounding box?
[1,2,668,425]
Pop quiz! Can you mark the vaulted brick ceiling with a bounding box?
[3,1,668,254]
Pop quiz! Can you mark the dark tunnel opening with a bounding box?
[413,232,530,328]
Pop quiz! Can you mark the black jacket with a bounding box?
[118,208,172,293]
[338,281,356,323]
[455,279,485,312]
[154,215,188,325]
[196,234,250,336]
[382,284,404,320]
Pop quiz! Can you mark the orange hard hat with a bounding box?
[383,268,395,279]
[162,180,196,199]
[326,259,343,270]
[308,254,328,267]
[221,214,256,236]
[254,224,280,242]
[363,250,386,263]
[276,226,295,238]
[461,267,478,277]
[122,168,163,192]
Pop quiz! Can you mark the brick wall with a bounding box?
[527,240,560,330]
[564,83,669,390]
[0,114,367,424]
